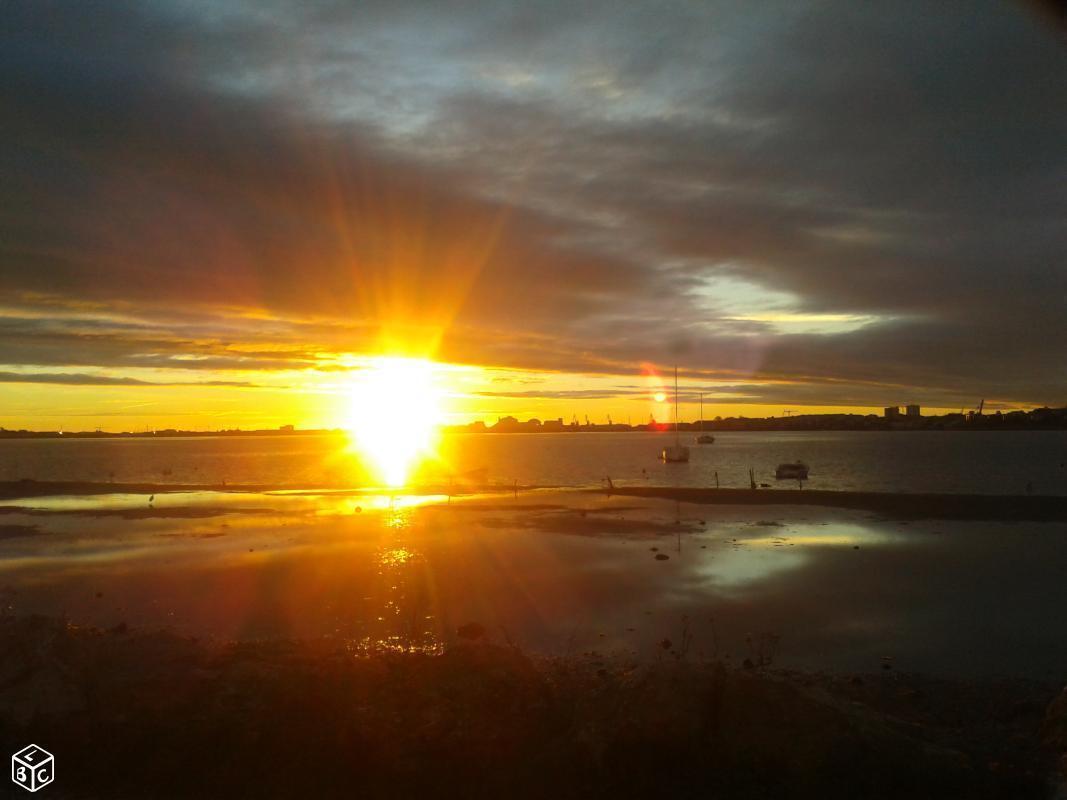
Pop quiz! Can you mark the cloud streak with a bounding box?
[0,372,261,388]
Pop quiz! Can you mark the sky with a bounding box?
[1,1,1065,430]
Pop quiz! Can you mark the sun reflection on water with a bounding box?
[311,493,446,517]
[365,515,438,653]
[378,546,417,566]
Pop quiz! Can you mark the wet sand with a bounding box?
[1,487,1066,679]
[5,479,1067,519]
[3,486,1067,797]
[602,485,1067,521]
[2,614,1060,799]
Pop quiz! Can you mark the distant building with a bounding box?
[884,406,901,419]
[905,404,921,418]
[542,418,565,431]
[279,424,295,432]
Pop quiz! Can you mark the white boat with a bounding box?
[695,392,714,444]
[775,461,809,480]
[661,366,690,463]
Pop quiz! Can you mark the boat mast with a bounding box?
[674,366,680,446]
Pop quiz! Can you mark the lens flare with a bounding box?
[345,357,445,486]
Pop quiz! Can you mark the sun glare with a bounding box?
[345,357,446,486]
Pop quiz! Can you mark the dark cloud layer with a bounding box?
[1,1,1064,408]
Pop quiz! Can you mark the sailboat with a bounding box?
[661,366,690,463]
[696,392,715,444]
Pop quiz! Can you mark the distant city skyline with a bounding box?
[7,402,1067,438]
[0,351,1044,433]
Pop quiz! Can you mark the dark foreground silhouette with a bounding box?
[0,615,1064,799]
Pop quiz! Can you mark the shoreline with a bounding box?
[4,412,1067,439]
[599,486,1067,521]
[3,479,1067,520]
[0,479,533,500]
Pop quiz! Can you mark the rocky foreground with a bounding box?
[1,615,1065,799]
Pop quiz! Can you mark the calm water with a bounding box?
[1,430,1066,495]
[2,489,1067,678]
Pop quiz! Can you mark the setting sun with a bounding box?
[345,357,446,486]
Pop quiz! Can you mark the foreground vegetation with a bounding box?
[1,615,1064,799]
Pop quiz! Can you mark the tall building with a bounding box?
[905,404,921,418]
[884,406,901,419]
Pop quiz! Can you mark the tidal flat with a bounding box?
[2,487,1067,796]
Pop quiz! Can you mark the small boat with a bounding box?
[660,366,690,463]
[775,461,809,480]
[695,393,714,444]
